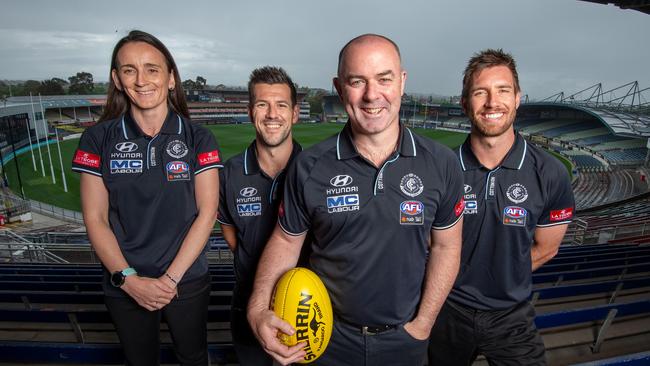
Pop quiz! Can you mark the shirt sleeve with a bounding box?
[217,166,234,226]
[538,160,575,227]
[432,148,465,230]
[193,125,223,174]
[71,127,103,177]
[277,157,310,236]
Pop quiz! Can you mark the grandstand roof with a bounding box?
[5,95,106,109]
[522,102,650,138]
[529,81,650,138]
[581,0,650,14]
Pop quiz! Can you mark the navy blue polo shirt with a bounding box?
[72,111,222,296]
[279,122,464,326]
[217,140,302,307]
[449,132,575,310]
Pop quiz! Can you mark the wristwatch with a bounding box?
[110,267,137,287]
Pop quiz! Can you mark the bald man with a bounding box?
[246,34,464,366]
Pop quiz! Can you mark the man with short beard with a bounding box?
[428,49,575,366]
[247,34,464,366]
[218,66,302,366]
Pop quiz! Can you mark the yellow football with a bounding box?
[271,267,333,364]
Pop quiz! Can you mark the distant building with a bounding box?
[185,87,310,124]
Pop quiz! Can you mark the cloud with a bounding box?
[0,0,649,99]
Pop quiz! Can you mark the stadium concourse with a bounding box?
[1,85,650,364]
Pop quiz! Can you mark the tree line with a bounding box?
[0,72,104,98]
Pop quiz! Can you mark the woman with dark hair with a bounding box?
[72,30,221,365]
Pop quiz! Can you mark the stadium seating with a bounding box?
[515,118,554,130]
[2,238,649,365]
[563,150,604,169]
[592,139,647,152]
[541,121,599,138]
[520,119,572,135]
[561,127,610,141]
[572,351,650,366]
[576,134,630,146]
[600,148,648,164]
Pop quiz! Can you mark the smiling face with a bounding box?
[334,37,406,137]
[463,65,520,138]
[111,41,175,115]
[249,82,298,148]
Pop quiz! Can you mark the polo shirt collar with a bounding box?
[459,131,528,171]
[335,120,417,160]
[121,109,183,140]
[243,139,302,176]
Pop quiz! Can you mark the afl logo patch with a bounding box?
[506,183,528,204]
[115,142,138,153]
[166,161,190,181]
[400,173,424,198]
[400,200,424,225]
[166,140,188,159]
[503,206,527,226]
[400,200,423,215]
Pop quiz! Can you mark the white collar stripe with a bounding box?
[177,115,182,134]
[517,140,527,170]
[407,128,417,156]
[459,144,466,171]
[336,132,341,160]
[244,148,249,175]
[121,116,128,139]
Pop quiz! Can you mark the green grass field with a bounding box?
[4,123,467,212]
[548,150,574,175]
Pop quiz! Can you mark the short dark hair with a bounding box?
[462,48,520,101]
[337,34,401,77]
[248,66,297,106]
[101,30,188,121]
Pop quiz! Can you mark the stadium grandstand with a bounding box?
[185,86,311,123]
[323,95,472,132]
[1,207,649,365]
[1,80,649,364]
[326,80,650,209]
[581,0,650,14]
[5,95,105,127]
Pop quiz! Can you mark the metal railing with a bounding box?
[28,200,84,224]
[0,240,233,265]
[563,218,650,246]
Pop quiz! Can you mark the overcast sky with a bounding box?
[1,0,649,100]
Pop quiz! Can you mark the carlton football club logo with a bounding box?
[506,183,528,204]
[400,173,424,197]
[166,140,188,159]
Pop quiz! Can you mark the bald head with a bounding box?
[337,34,402,78]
